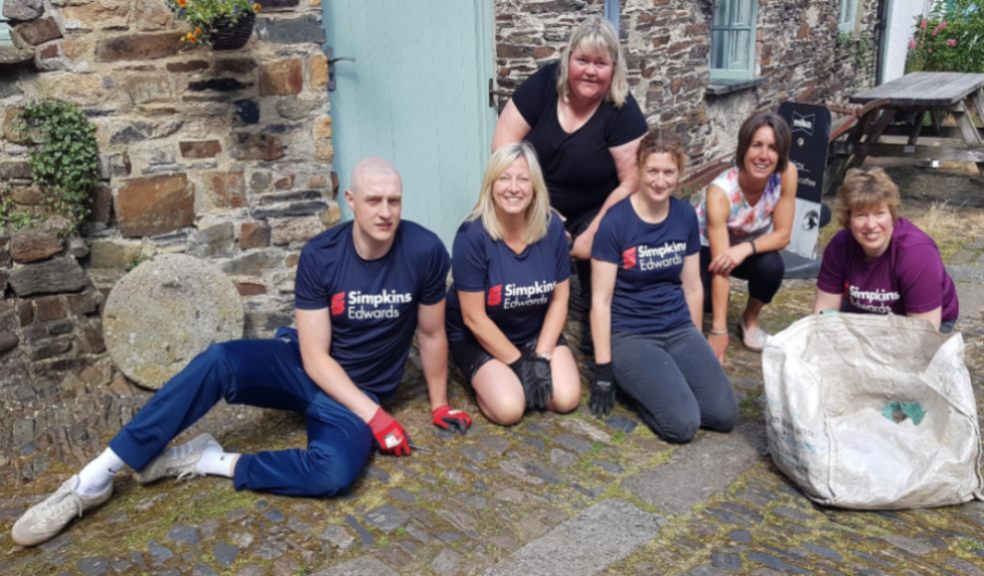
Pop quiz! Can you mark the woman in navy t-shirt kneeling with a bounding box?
[446,143,580,425]
[589,132,737,443]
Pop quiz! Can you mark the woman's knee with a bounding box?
[473,363,526,425]
[548,349,581,414]
[549,381,580,414]
[479,395,525,425]
[655,412,700,444]
[634,391,701,444]
[702,396,737,433]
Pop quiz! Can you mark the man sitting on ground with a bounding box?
[12,157,472,547]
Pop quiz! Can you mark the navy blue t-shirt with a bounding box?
[294,220,450,396]
[511,61,648,226]
[592,197,700,334]
[446,214,570,344]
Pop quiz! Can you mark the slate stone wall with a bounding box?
[492,0,881,165]
[0,0,337,407]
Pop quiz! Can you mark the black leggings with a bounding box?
[699,246,784,310]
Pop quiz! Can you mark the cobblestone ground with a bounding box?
[2,162,984,575]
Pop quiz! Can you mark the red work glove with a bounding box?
[368,408,411,456]
[431,405,472,434]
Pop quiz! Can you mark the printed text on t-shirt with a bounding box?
[488,281,556,310]
[847,284,900,314]
[331,289,414,319]
[622,242,688,271]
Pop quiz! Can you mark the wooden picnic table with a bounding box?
[826,72,984,188]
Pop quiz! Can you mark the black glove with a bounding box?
[590,362,615,418]
[527,355,553,411]
[509,355,535,400]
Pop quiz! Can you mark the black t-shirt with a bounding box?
[511,61,647,226]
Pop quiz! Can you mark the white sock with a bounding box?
[194,444,239,478]
[77,448,126,496]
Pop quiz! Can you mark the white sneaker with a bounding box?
[737,318,769,352]
[134,433,220,484]
[11,475,113,547]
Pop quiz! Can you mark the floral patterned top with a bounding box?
[694,166,782,247]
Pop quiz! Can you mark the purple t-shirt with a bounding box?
[817,218,958,322]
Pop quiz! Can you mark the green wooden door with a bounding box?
[324,1,496,248]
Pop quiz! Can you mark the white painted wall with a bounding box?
[881,0,938,83]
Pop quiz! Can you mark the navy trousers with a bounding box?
[108,329,374,497]
[611,326,737,444]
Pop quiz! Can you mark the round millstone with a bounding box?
[103,254,244,389]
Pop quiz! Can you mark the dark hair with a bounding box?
[735,111,791,174]
[636,130,687,172]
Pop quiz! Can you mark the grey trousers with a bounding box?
[612,326,737,443]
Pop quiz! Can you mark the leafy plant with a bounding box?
[906,0,984,73]
[15,100,100,232]
[0,185,37,230]
[855,33,871,68]
[167,0,261,46]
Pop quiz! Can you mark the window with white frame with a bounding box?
[710,0,758,81]
[839,0,858,34]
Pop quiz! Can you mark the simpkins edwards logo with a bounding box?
[487,281,556,310]
[330,289,413,319]
[621,242,687,271]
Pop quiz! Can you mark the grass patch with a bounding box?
[905,200,984,261]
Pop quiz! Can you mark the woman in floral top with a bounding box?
[693,112,798,361]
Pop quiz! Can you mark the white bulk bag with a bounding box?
[762,312,984,509]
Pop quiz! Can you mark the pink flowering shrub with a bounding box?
[906,0,983,73]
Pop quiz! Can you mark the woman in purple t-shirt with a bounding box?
[814,167,959,332]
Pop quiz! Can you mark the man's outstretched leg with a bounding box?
[11,336,308,547]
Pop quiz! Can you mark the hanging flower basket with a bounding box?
[209,11,256,50]
[168,0,261,48]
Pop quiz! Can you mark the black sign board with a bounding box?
[778,102,831,269]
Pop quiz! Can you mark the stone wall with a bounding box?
[0,0,336,413]
[492,0,881,166]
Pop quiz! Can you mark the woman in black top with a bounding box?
[492,17,647,352]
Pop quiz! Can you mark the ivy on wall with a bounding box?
[5,100,101,232]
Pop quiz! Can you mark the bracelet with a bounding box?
[709,328,728,336]
[747,239,757,255]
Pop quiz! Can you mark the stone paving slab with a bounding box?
[483,499,664,576]
[311,555,399,576]
[621,423,765,516]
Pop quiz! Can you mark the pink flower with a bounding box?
[928,47,934,54]
[932,20,947,36]
[920,18,928,29]
[908,38,917,49]
[947,38,957,47]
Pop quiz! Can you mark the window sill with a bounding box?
[705,77,765,97]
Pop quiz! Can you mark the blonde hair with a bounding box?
[466,142,551,245]
[556,17,630,108]
[834,167,901,227]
